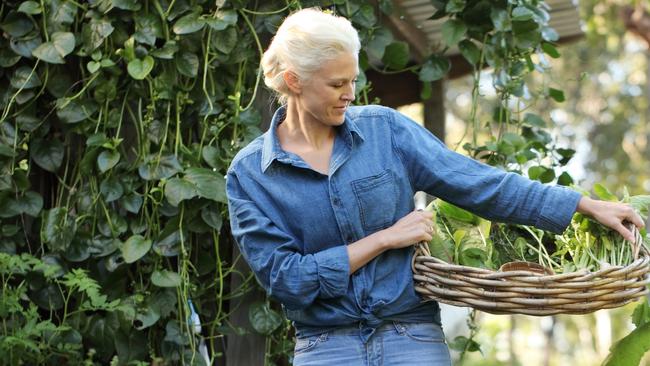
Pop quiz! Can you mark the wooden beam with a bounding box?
[381,0,431,61]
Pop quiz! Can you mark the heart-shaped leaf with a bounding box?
[164,177,197,207]
[419,55,450,82]
[127,56,154,80]
[173,12,204,34]
[97,150,120,173]
[31,138,64,172]
[382,41,409,70]
[151,269,182,287]
[249,302,282,335]
[121,235,152,263]
[441,19,467,46]
[100,176,123,202]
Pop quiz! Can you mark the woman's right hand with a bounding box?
[378,209,435,250]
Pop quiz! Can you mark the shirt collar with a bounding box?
[260,105,365,173]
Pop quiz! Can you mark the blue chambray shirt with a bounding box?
[226,105,581,341]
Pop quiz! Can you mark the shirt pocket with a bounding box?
[351,169,398,233]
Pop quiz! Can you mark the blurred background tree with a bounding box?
[440,0,650,365]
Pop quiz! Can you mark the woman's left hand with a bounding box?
[577,196,645,242]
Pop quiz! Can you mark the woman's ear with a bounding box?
[283,71,301,94]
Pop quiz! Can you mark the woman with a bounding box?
[226,8,644,366]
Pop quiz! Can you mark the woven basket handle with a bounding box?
[628,223,644,260]
[411,241,432,273]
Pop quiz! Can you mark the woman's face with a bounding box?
[295,52,358,127]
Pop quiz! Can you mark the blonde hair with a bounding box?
[261,8,361,105]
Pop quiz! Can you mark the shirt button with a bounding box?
[332,198,341,206]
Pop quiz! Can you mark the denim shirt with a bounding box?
[226,105,581,341]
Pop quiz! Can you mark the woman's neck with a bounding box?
[279,99,335,150]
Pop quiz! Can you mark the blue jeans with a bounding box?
[292,322,452,366]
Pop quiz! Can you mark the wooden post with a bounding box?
[423,80,445,141]
[225,243,267,366]
[225,88,274,366]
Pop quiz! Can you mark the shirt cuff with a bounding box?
[535,186,582,233]
[313,245,350,299]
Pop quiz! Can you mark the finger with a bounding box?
[627,210,645,229]
[613,222,635,243]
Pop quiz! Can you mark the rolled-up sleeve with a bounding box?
[388,109,581,233]
[226,171,350,310]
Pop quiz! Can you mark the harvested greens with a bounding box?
[425,186,650,274]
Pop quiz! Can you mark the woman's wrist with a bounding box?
[576,196,596,216]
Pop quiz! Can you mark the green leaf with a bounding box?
[458,40,480,65]
[112,0,141,11]
[557,172,574,186]
[31,139,64,172]
[602,322,650,366]
[541,27,559,42]
[151,40,179,59]
[513,20,541,49]
[11,66,42,89]
[249,302,282,335]
[17,191,43,216]
[184,167,227,203]
[594,184,618,202]
[205,10,238,31]
[173,12,205,34]
[33,32,76,64]
[201,206,223,231]
[32,43,64,64]
[366,27,393,60]
[441,19,467,47]
[18,1,42,14]
[127,56,154,80]
[437,200,478,224]
[0,46,21,67]
[419,55,450,82]
[87,60,101,73]
[548,87,565,102]
[445,0,466,13]
[458,247,488,267]
[632,300,650,328]
[51,32,76,57]
[97,150,120,173]
[214,27,238,54]
[151,269,182,287]
[512,6,534,21]
[121,235,152,263]
[1,12,33,37]
[138,154,182,180]
[449,335,481,352]
[528,166,544,180]
[175,52,199,77]
[164,177,197,207]
[202,145,221,169]
[100,176,123,202]
[120,194,143,214]
[523,113,546,127]
[56,99,97,124]
[134,13,163,46]
[81,17,114,54]
[490,8,510,31]
[382,41,409,70]
[541,42,560,58]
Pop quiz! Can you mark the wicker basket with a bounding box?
[412,226,650,316]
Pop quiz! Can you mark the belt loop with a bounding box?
[393,321,406,335]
